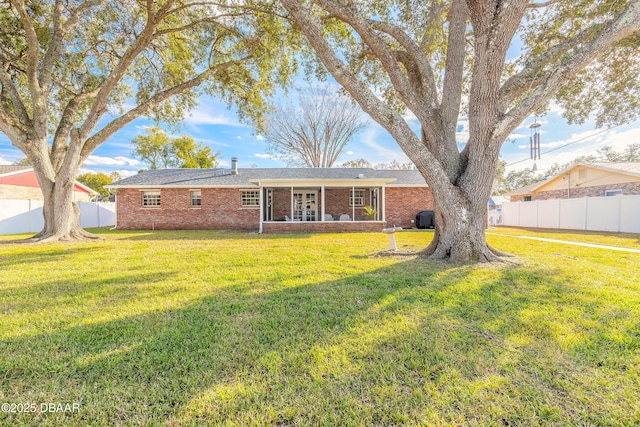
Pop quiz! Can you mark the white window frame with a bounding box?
[241,190,260,207]
[190,190,202,207]
[605,189,622,196]
[350,188,365,207]
[142,191,161,207]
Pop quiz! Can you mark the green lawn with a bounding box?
[0,229,638,426]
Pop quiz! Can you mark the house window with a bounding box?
[190,190,202,206]
[142,191,161,207]
[605,189,622,196]
[523,195,532,202]
[241,190,260,206]
[350,189,365,206]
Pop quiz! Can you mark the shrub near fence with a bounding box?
[501,195,640,233]
[0,199,115,235]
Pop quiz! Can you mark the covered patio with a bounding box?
[251,176,395,233]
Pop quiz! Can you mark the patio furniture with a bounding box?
[324,214,334,221]
[339,214,350,221]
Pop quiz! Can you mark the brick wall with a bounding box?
[385,187,434,229]
[263,221,385,233]
[511,181,640,202]
[115,185,435,231]
[116,188,260,230]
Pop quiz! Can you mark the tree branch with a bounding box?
[528,0,558,8]
[280,0,451,185]
[39,0,103,92]
[80,57,251,161]
[316,0,438,131]
[498,25,602,111]
[0,64,31,127]
[496,0,640,144]
[10,0,44,133]
[440,0,468,172]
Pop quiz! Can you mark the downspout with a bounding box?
[110,191,118,230]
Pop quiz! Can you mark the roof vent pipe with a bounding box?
[231,157,238,175]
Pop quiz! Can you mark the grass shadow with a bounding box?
[1,234,638,425]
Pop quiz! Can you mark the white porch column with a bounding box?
[321,186,326,222]
[259,185,264,233]
[290,186,294,219]
[381,186,386,222]
[351,185,355,221]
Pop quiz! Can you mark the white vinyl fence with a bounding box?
[0,199,115,235]
[501,195,640,233]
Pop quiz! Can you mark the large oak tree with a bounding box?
[280,0,640,261]
[0,0,291,241]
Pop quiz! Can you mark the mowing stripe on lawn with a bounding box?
[486,232,640,253]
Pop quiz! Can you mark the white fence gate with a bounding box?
[0,199,116,235]
[501,195,640,233]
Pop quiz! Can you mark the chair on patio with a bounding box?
[339,214,351,221]
[324,214,334,221]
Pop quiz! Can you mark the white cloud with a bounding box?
[346,150,354,156]
[78,167,139,178]
[456,117,469,143]
[359,127,410,163]
[185,108,241,127]
[254,153,277,160]
[0,156,11,165]
[236,136,242,140]
[255,134,264,141]
[83,155,142,167]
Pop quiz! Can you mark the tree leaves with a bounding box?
[131,126,220,169]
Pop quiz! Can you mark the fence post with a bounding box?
[617,195,622,233]
[584,197,588,230]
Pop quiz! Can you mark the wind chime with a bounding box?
[529,119,541,170]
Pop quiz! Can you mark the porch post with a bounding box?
[352,186,355,221]
[321,186,326,222]
[290,186,294,220]
[259,185,264,233]
[381,186,386,222]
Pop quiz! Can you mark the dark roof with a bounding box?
[108,168,428,188]
[0,165,32,176]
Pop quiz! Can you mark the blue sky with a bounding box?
[1,90,639,179]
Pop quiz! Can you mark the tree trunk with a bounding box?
[420,154,506,263]
[423,187,497,262]
[26,171,100,243]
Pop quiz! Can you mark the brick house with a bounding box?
[107,160,434,232]
[0,165,96,201]
[506,162,640,202]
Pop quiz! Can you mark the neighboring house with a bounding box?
[505,162,640,202]
[487,195,508,226]
[0,165,96,202]
[107,159,434,232]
